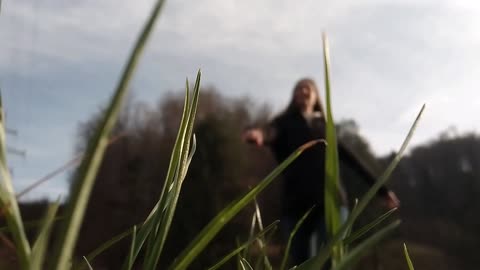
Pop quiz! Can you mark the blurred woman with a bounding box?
[242,78,399,266]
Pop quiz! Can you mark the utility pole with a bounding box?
[6,128,27,158]
[5,129,27,178]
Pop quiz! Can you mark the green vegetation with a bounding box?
[404,243,415,270]
[0,0,425,269]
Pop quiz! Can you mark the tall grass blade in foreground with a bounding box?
[404,243,415,270]
[322,32,344,265]
[240,258,254,270]
[83,226,135,267]
[280,206,315,270]
[252,199,272,270]
[343,207,397,245]
[83,257,93,270]
[120,73,200,270]
[0,93,31,269]
[295,104,425,270]
[343,199,358,245]
[126,226,137,270]
[31,202,59,270]
[142,73,201,270]
[49,1,167,269]
[122,79,194,270]
[207,221,279,270]
[14,133,126,201]
[168,139,323,270]
[242,205,258,263]
[332,220,401,270]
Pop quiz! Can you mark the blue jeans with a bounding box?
[282,207,349,267]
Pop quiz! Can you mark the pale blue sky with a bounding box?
[1,0,479,200]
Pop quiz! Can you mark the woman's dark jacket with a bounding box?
[265,110,388,219]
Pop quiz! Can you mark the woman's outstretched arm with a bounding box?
[242,121,278,146]
[338,141,400,209]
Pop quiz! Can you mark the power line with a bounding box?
[7,147,26,158]
[5,128,27,158]
[6,128,17,136]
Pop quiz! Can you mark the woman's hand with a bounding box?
[383,191,400,209]
[242,128,264,146]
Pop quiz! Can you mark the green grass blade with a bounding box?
[185,134,196,171]
[31,202,60,270]
[168,139,322,270]
[344,199,358,246]
[343,105,425,231]
[78,227,135,270]
[123,77,193,270]
[322,32,343,264]
[147,77,191,236]
[182,71,201,181]
[132,76,193,269]
[126,226,137,270]
[404,243,415,270]
[0,92,31,269]
[332,220,401,270]
[259,226,278,268]
[207,221,279,270]
[143,71,201,270]
[252,199,272,270]
[240,258,254,270]
[280,206,315,270]
[49,1,166,269]
[152,77,191,219]
[242,208,257,262]
[295,104,425,270]
[343,207,397,245]
[236,238,243,270]
[124,79,192,270]
[124,215,158,270]
[83,257,93,270]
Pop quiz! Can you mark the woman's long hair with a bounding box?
[283,78,326,119]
